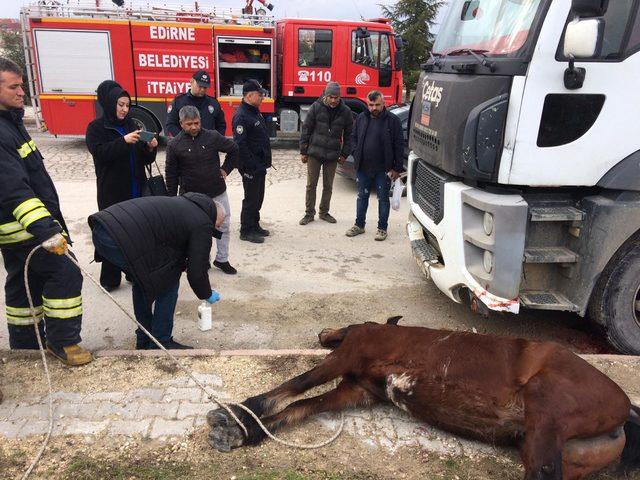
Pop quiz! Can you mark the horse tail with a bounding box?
[621,404,640,467]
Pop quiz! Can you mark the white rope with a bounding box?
[21,244,344,478]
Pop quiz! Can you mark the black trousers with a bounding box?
[2,246,83,349]
[100,259,122,289]
[240,171,266,234]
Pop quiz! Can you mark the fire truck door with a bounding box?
[346,29,382,98]
[294,26,334,99]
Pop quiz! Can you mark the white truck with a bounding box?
[407,0,640,353]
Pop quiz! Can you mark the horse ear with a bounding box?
[386,316,403,325]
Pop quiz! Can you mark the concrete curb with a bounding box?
[0,348,331,359]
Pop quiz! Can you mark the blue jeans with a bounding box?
[91,223,179,345]
[356,170,391,231]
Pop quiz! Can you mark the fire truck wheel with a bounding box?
[130,107,161,134]
[589,239,640,354]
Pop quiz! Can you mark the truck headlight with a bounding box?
[483,250,494,273]
[483,212,494,236]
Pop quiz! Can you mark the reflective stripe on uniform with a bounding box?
[13,198,51,229]
[6,305,44,326]
[0,220,34,244]
[17,140,37,159]
[43,296,82,319]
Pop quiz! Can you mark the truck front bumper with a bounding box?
[407,157,528,313]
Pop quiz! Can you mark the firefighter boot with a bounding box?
[46,343,93,366]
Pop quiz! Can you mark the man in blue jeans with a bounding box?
[346,90,404,241]
[89,192,224,349]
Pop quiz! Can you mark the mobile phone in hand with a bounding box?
[138,130,156,142]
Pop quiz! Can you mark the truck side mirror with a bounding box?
[563,18,603,59]
[395,50,404,71]
[394,36,405,50]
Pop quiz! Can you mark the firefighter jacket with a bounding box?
[232,101,272,175]
[0,108,68,249]
[165,128,239,198]
[88,193,218,304]
[165,92,226,137]
[300,97,353,163]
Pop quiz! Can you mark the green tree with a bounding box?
[1,28,31,104]
[381,0,444,95]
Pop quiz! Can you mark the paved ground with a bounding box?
[2,129,640,479]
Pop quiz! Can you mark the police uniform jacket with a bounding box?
[0,108,68,249]
[166,128,239,198]
[232,101,272,175]
[165,92,226,137]
[88,193,217,304]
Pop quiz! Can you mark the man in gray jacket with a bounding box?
[299,82,353,225]
[166,105,239,274]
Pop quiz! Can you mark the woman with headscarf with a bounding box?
[86,80,158,291]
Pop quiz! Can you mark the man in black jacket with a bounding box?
[165,70,226,137]
[232,80,272,244]
[345,90,403,242]
[299,82,353,225]
[166,105,239,274]
[89,193,224,350]
[0,57,92,366]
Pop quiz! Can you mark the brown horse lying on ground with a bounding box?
[207,317,640,479]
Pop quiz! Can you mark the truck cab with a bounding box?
[407,0,640,353]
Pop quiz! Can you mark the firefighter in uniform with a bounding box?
[232,79,272,244]
[165,70,226,137]
[0,57,92,367]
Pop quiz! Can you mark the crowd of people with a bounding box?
[0,57,405,402]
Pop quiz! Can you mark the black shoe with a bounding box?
[255,225,270,236]
[240,231,265,243]
[101,283,120,292]
[299,214,314,225]
[149,339,193,350]
[213,260,237,275]
[135,341,149,350]
[319,213,337,223]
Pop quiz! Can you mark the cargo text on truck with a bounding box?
[406,0,640,354]
[19,0,405,137]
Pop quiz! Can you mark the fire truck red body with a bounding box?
[20,2,404,137]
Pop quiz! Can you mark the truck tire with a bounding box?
[589,240,640,354]
[130,106,161,134]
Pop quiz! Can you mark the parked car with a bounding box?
[337,104,410,194]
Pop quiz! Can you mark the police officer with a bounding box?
[0,57,92,366]
[232,80,272,244]
[165,70,226,137]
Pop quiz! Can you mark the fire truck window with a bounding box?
[352,31,380,68]
[298,29,332,67]
[380,34,391,68]
[598,0,634,59]
[624,4,640,56]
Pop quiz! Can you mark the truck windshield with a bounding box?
[433,0,543,56]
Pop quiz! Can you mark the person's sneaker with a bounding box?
[135,339,149,350]
[240,231,265,244]
[213,260,237,275]
[255,225,270,236]
[375,229,388,241]
[101,283,119,292]
[149,339,193,350]
[319,213,337,223]
[46,343,93,366]
[345,225,365,237]
[299,214,314,225]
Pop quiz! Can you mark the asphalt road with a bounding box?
[0,130,614,353]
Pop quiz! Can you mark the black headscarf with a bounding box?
[96,79,131,126]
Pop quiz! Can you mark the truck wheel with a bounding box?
[130,107,161,134]
[589,240,640,354]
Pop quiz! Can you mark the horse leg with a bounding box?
[258,376,381,435]
[207,353,349,451]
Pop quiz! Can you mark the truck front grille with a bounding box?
[412,161,448,224]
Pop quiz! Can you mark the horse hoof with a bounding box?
[208,425,244,452]
[206,409,230,429]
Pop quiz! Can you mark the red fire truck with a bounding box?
[19,1,404,137]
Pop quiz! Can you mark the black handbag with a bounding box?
[143,161,168,196]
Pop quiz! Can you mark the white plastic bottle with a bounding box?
[197,301,212,331]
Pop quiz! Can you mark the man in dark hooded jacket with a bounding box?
[299,82,353,225]
[85,80,158,291]
[88,193,224,350]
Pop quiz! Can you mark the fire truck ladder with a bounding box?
[19,9,44,131]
